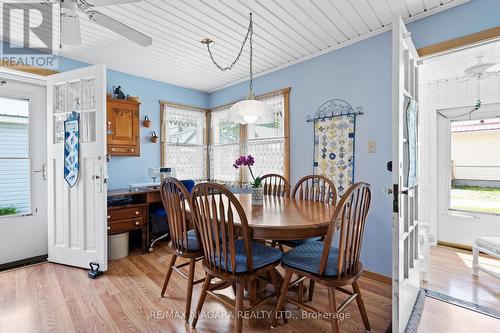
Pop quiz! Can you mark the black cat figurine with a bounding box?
[112,85,126,100]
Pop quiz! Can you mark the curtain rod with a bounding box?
[210,87,291,112]
[159,100,208,112]
[306,111,363,122]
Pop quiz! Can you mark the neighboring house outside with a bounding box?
[0,98,30,215]
[451,119,500,188]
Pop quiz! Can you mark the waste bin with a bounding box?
[108,232,129,260]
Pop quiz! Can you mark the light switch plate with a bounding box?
[368,140,376,153]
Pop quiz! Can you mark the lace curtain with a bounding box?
[161,104,206,180]
[161,90,288,184]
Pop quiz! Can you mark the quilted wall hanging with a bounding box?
[308,99,362,197]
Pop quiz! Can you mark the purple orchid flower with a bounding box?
[232,155,261,187]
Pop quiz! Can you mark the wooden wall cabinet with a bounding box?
[107,97,140,156]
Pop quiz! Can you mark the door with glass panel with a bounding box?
[47,65,108,270]
[0,79,47,265]
[392,16,421,333]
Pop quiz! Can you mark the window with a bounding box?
[245,92,286,178]
[0,96,30,216]
[161,103,207,181]
[209,88,290,184]
[450,118,500,214]
[209,107,240,183]
[160,88,290,186]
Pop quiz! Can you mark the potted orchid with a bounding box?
[233,154,263,205]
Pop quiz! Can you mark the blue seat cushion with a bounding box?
[280,237,322,247]
[281,241,340,277]
[177,229,199,251]
[151,207,167,217]
[210,240,282,273]
[180,179,195,193]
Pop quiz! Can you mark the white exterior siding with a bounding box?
[0,121,30,213]
[451,130,500,181]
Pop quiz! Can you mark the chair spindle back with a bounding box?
[160,177,194,254]
[261,174,291,197]
[191,182,254,274]
[320,182,371,277]
[292,175,337,205]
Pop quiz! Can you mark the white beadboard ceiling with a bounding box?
[3,0,469,92]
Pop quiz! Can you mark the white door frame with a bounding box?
[0,70,47,264]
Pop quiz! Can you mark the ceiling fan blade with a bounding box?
[82,0,141,7]
[88,11,152,47]
[5,0,53,4]
[61,15,82,45]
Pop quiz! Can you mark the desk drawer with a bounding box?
[108,217,144,234]
[108,205,147,222]
[108,146,139,156]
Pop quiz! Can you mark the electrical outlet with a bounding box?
[368,140,376,153]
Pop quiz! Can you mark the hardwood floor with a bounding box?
[418,297,500,333]
[0,244,392,333]
[423,245,500,312]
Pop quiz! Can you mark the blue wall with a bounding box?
[54,57,209,189]
[208,0,500,276]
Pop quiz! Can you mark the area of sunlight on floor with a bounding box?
[456,251,500,272]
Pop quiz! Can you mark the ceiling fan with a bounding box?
[439,56,499,119]
[18,0,152,47]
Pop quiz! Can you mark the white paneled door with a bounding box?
[392,16,421,333]
[47,65,108,271]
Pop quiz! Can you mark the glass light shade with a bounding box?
[229,98,273,124]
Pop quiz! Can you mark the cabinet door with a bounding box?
[108,102,138,147]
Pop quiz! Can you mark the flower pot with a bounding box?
[151,131,158,143]
[251,187,263,205]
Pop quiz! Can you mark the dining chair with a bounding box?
[275,175,337,250]
[190,182,283,333]
[149,179,196,251]
[292,174,337,204]
[271,182,372,333]
[282,174,338,301]
[261,173,291,197]
[159,177,204,323]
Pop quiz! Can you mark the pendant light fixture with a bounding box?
[201,13,273,124]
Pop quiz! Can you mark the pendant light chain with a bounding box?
[249,14,254,93]
[204,13,255,93]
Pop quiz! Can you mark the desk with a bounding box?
[107,187,162,253]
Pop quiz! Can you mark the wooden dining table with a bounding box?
[231,193,335,241]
